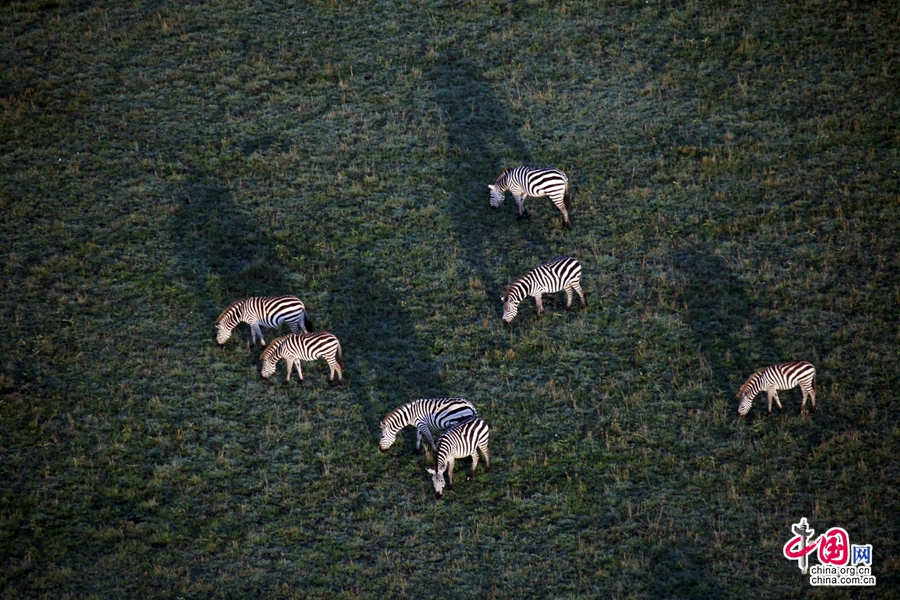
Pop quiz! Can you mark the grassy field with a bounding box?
[2,0,898,597]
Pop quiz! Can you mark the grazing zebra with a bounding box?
[502,256,585,324]
[426,417,490,500]
[737,360,817,416]
[260,331,343,385]
[379,398,478,454]
[488,166,571,228]
[216,295,312,347]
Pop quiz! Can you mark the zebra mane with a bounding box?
[260,335,291,361]
[494,167,512,184]
[736,370,762,398]
[503,277,526,303]
[381,400,416,427]
[216,298,245,325]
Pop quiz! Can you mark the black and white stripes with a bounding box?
[425,417,490,500]
[216,295,312,347]
[488,166,572,228]
[379,398,478,453]
[502,256,585,324]
[260,331,344,385]
[736,360,817,416]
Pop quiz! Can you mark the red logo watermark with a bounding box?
[783,518,875,586]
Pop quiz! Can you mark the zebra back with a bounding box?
[379,398,478,450]
[503,256,581,310]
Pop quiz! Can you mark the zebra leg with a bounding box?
[480,443,490,473]
[514,194,530,219]
[466,452,479,481]
[766,390,774,414]
[284,359,293,384]
[296,361,304,385]
[252,323,266,347]
[415,422,430,451]
[773,391,782,412]
[446,458,455,491]
[564,288,573,310]
[573,282,586,308]
[534,294,544,318]
[802,386,815,413]
[288,321,299,334]
[559,206,571,229]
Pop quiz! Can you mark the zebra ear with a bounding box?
[426,468,435,475]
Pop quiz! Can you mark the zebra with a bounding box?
[737,360,817,416]
[502,256,585,324]
[488,166,571,228]
[379,398,479,454]
[426,417,490,500]
[215,295,312,347]
[260,331,343,385]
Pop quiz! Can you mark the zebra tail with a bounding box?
[563,186,571,211]
[304,311,314,332]
[812,374,817,394]
[336,341,344,370]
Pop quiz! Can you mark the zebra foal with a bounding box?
[379,398,478,454]
[216,295,312,347]
[488,166,572,228]
[737,360,817,416]
[260,331,343,385]
[502,256,584,324]
[426,417,490,500]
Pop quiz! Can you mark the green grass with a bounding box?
[1,0,898,597]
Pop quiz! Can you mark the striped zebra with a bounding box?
[216,295,312,347]
[737,360,817,416]
[379,398,478,454]
[488,166,571,228]
[260,331,343,385]
[502,256,585,324]
[426,417,490,500]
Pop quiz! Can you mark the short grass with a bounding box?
[1,0,898,597]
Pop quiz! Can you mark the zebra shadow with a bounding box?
[671,241,782,406]
[167,179,444,429]
[428,47,563,310]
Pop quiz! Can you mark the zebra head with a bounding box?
[737,392,753,417]
[501,294,519,324]
[488,184,505,208]
[215,300,243,346]
[378,420,397,452]
[426,467,445,500]
[259,344,281,379]
[215,320,235,346]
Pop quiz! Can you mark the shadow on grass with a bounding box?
[672,241,780,403]
[429,48,556,307]
[167,178,444,431]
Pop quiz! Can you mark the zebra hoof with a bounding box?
[466,474,473,482]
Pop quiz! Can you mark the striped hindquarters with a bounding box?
[379,398,478,452]
[252,295,309,330]
[515,166,568,202]
[435,417,490,468]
